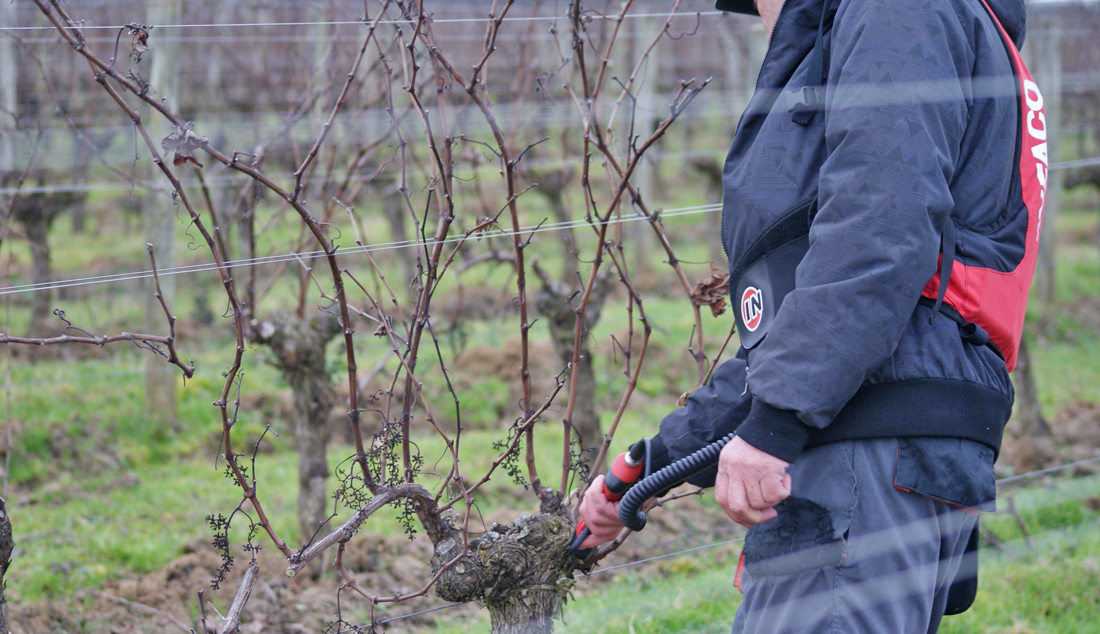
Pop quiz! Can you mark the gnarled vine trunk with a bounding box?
[432,512,576,634]
[8,182,83,332]
[0,498,11,634]
[253,310,343,562]
[534,260,612,470]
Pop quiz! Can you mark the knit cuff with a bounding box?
[734,399,811,463]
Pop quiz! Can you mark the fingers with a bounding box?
[720,471,751,527]
[744,472,769,511]
[579,525,619,549]
[754,505,779,523]
[760,470,792,507]
[715,436,793,528]
[577,475,624,548]
[716,457,762,528]
[721,479,776,528]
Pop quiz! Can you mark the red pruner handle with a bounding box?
[569,451,646,560]
[604,451,646,500]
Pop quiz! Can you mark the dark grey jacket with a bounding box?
[650,0,1035,500]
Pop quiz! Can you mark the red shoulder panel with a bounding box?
[921,0,1046,372]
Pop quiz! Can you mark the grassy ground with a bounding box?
[1,187,1098,629]
[7,456,296,603]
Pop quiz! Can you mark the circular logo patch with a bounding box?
[741,286,764,332]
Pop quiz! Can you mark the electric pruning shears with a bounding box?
[569,431,739,560]
[567,440,649,559]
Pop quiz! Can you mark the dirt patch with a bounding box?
[8,533,472,634]
[29,387,1095,634]
[1050,399,1100,466]
[432,283,521,323]
[1056,221,1099,248]
[452,339,561,399]
[6,488,738,634]
[1032,297,1100,344]
[998,398,1100,478]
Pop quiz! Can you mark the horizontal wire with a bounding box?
[9,354,1100,496]
[580,536,745,577]
[0,144,1090,199]
[2,323,1096,627]
[2,11,1082,33]
[9,23,703,43]
[995,455,1100,484]
[0,203,723,297]
[349,536,749,630]
[5,143,1096,292]
[1050,155,1100,170]
[7,4,1099,628]
[0,11,726,32]
[369,602,468,628]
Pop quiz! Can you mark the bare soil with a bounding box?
[6,488,739,634]
[8,533,461,634]
[999,398,1100,478]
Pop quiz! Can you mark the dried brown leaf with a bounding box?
[690,271,731,317]
[161,122,206,168]
[131,31,147,55]
[172,154,202,167]
[130,26,149,60]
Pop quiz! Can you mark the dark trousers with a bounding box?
[732,439,978,634]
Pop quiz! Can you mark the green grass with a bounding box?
[430,548,746,634]
[558,553,744,634]
[562,476,1100,634]
[1032,333,1100,409]
[4,348,285,485]
[940,521,1100,634]
[6,454,299,602]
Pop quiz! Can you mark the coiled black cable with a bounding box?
[618,432,737,532]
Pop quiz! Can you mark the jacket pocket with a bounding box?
[894,438,996,511]
[742,496,848,578]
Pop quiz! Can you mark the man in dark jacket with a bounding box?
[579,0,1045,630]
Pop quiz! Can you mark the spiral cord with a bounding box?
[619,432,738,531]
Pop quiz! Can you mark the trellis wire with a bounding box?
[0,203,724,297]
[0,11,726,32]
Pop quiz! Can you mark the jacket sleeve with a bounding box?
[734,0,971,463]
[649,348,753,488]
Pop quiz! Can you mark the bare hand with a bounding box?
[577,475,624,549]
[714,436,792,528]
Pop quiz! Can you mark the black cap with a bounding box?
[715,0,760,16]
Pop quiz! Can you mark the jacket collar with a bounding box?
[722,0,1028,49]
[715,0,760,16]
